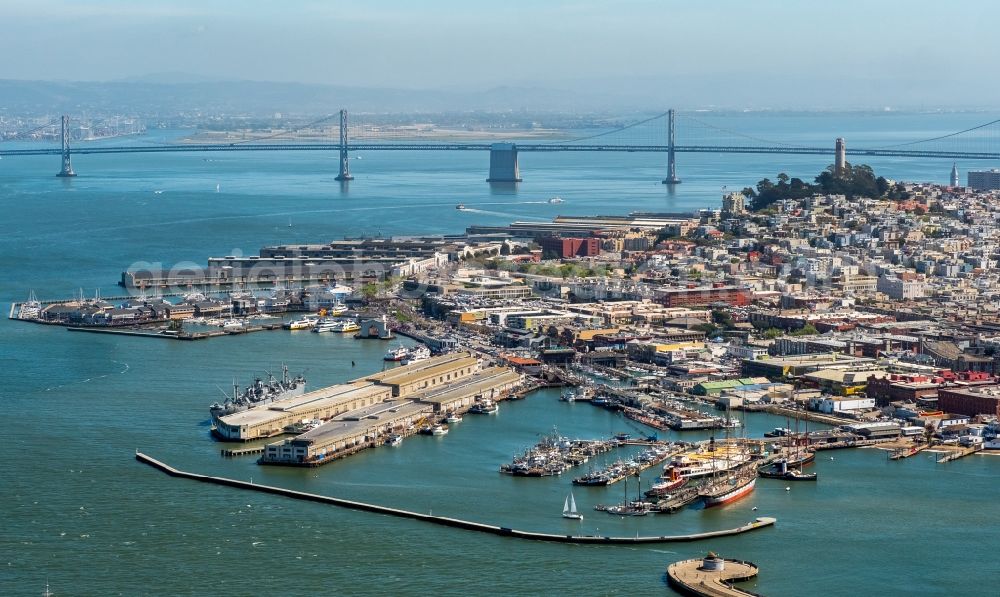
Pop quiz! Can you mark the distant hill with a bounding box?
[0,78,639,117]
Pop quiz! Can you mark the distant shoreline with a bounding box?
[182,127,572,144]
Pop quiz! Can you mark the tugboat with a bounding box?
[758,458,818,481]
[644,467,688,498]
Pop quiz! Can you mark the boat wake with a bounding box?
[43,360,129,391]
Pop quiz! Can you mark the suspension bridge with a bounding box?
[2,110,1000,183]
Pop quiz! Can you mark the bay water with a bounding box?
[2,112,999,595]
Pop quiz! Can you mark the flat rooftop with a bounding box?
[410,367,522,405]
[218,381,383,427]
[293,401,431,446]
[363,353,478,386]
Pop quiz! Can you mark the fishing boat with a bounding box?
[572,469,612,486]
[469,400,498,414]
[385,434,403,447]
[445,413,463,424]
[222,319,245,331]
[600,474,652,516]
[430,424,448,436]
[384,345,409,361]
[562,492,583,520]
[763,427,792,438]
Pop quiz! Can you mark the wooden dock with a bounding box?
[936,445,982,463]
[666,555,761,596]
[888,444,927,460]
[221,446,265,458]
[135,451,776,545]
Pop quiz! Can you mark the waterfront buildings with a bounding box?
[967,168,1000,191]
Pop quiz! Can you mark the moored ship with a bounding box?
[701,474,757,508]
[401,345,431,365]
[384,344,409,361]
[209,365,307,430]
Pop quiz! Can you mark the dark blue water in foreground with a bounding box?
[2,112,999,595]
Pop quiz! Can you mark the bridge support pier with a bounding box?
[56,115,76,177]
[486,143,522,182]
[661,109,680,185]
[334,109,353,181]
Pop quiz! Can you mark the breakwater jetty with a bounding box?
[135,451,776,545]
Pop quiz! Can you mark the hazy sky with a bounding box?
[3,0,999,108]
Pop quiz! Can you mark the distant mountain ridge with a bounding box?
[0,77,626,117]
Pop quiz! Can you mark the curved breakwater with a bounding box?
[134,451,775,545]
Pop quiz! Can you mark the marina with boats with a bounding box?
[499,429,624,477]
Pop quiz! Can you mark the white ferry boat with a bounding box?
[401,345,431,365]
[329,319,360,333]
[384,345,409,361]
[662,443,751,479]
[284,316,319,330]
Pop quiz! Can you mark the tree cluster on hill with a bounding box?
[744,163,909,211]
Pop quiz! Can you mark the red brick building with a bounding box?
[655,284,751,308]
[538,236,601,259]
[937,386,1000,417]
[866,374,942,406]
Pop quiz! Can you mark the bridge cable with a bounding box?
[538,112,668,145]
[0,118,61,143]
[678,114,810,148]
[868,118,1000,149]
[229,113,340,144]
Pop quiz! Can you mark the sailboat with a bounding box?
[562,492,583,520]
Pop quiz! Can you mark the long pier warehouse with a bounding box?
[212,352,523,466]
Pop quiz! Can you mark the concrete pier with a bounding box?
[487,143,522,182]
[135,452,776,545]
[666,554,761,596]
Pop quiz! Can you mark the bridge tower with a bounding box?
[334,109,353,181]
[661,109,680,185]
[486,143,521,182]
[835,137,846,176]
[56,115,76,177]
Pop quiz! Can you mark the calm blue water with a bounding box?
[2,112,999,596]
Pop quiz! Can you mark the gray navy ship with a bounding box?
[210,365,306,426]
